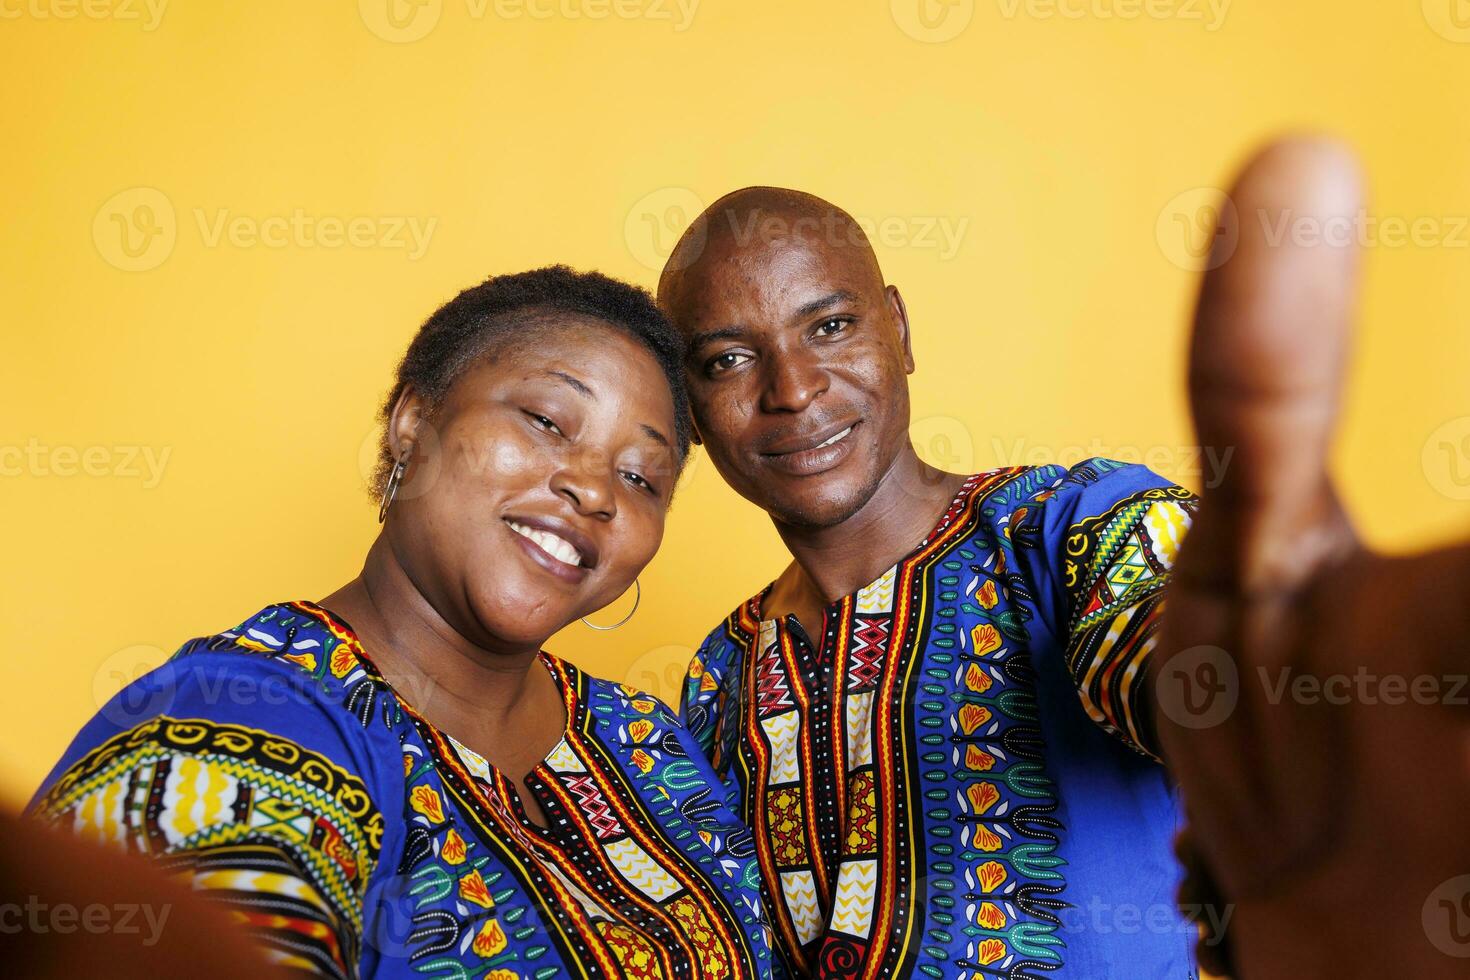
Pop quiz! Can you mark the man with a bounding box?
[661,139,1470,978]
[660,188,1200,975]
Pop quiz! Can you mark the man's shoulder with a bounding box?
[975,458,1189,513]
[704,583,771,645]
[974,456,1162,493]
[683,589,770,698]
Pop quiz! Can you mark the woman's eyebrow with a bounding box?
[546,370,594,398]
[640,424,671,449]
[544,369,670,449]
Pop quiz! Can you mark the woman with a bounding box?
[29,267,775,979]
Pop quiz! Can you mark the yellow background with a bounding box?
[3,0,1468,803]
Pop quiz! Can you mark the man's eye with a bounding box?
[525,411,563,435]
[816,317,851,336]
[706,351,751,375]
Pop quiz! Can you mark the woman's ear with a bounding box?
[387,384,427,461]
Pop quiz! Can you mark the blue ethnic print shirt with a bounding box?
[681,460,1201,979]
[32,602,777,979]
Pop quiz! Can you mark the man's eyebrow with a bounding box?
[686,325,747,351]
[547,370,594,398]
[686,291,859,351]
[794,290,859,320]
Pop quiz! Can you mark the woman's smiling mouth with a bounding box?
[504,516,599,583]
[507,520,585,567]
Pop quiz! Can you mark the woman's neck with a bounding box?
[320,535,553,740]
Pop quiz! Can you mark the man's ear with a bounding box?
[888,285,915,374]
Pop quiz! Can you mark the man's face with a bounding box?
[667,223,915,528]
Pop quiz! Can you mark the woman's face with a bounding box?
[384,317,680,651]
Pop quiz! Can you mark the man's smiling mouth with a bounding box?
[762,420,862,457]
[759,420,863,476]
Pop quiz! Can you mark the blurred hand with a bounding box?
[1153,138,1470,977]
[0,808,288,978]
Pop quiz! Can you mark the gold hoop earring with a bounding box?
[581,579,640,631]
[378,451,410,523]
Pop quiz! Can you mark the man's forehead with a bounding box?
[678,242,869,326]
[680,227,873,310]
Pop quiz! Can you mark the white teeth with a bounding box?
[507,521,584,568]
[816,426,853,449]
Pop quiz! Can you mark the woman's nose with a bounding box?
[549,451,617,519]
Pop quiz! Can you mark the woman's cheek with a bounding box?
[456,430,545,482]
[626,511,666,570]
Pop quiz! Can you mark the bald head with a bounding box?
[657,187,885,314]
[655,186,920,530]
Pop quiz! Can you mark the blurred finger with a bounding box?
[1181,137,1364,595]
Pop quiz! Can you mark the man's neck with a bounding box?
[772,447,968,607]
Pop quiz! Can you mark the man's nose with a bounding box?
[759,350,828,413]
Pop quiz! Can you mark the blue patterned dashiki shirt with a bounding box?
[31,601,777,979]
[681,459,1200,979]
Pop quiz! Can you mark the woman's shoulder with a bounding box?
[31,602,402,976]
[176,599,371,680]
[155,599,396,722]
[548,653,682,730]
[36,601,406,805]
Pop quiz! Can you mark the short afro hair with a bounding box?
[371,265,692,498]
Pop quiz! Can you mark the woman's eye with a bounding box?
[706,351,751,375]
[525,411,563,435]
[622,471,656,494]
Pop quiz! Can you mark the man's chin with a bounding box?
[757,468,883,531]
